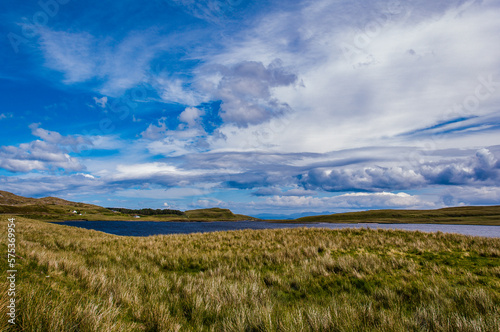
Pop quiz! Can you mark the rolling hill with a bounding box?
[289,205,500,225]
[0,191,258,221]
[0,190,499,224]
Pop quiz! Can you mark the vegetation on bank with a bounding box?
[106,207,185,216]
[1,216,499,331]
[290,205,500,225]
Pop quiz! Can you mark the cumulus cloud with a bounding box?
[179,107,204,127]
[154,78,206,106]
[115,187,206,199]
[300,167,425,192]
[29,123,91,151]
[140,107,214,155]
[0,142,84,172]
[300,149,500,192]
[141,117,168,140]
[0,173,99,197]
[441,186,500,206]
[262,192,432,211]
[420,148,499,185]
[198,60,298,127]
[0,125,92,173]
[252,187,317,197]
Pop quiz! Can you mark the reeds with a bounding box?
[0,216,499,331]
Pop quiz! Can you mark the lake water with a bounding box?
[53,220,500,238]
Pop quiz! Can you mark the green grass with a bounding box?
[1,215,499,331]
[0,190,258,222]
[291,206,500,225]
[0,204,258,222]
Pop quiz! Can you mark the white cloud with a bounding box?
[166,0,226,23]
[29,123,91,150]
[115,187,206,199]
[442,186,500,206]
[93,96,108,108]
[153,77,207,106]
[179,107,204,127]
[198,60,298,127]
[112,162,184,180]
[261,191,433,211]
[0,113,13,120]
[300,149,500,191]
[77,173,96,179]
[37,28,176,96]
[140,108,210,156]
[200,0,500,153]
[0,173,103,197]
[0,125,92,173]
[192,197,226,208]
[39,30,98,83]
[141,117,168,140]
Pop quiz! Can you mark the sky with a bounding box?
[1,0,500,218]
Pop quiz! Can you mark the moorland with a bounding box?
[1,215,499,331]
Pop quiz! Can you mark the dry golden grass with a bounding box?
[0,215,499,331]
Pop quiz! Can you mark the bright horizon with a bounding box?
[1,0,500,217]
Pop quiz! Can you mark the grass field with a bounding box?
[0,204,258,222]
[290,206,500,225]
[1,215,499,331]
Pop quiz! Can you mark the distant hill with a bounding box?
[0,190,113,220]
[185,208,258,221]
[0,191,258,222]
[0,190,99,208]
[290,206,500,225]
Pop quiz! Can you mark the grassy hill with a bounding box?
[0,190,98,208]
[185,208,257,221]
[291,206,500,225]
[0,190,114,221]
[0,191,258,222]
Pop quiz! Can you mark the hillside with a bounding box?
[291,205,500,225]
[185,207,258,221]
[0,190,115,221]
[0,190,99,208]
[0,191,258,222]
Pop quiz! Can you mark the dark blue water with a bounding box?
[52,220,500,238]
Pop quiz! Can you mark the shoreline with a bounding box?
[49,218,500,226]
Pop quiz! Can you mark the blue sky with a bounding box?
[1,0,500,217]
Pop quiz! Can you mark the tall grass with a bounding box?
[1,216,499,331]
